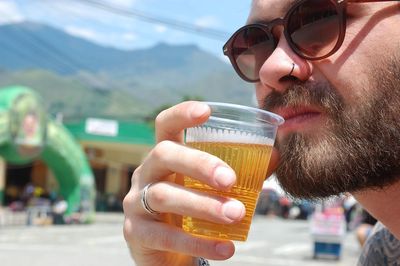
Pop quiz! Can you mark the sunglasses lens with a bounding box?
[231,26,275,81]
[288,0,340,58]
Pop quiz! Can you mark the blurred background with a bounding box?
[0,1,370,265]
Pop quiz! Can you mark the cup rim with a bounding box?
[205,102,285,127]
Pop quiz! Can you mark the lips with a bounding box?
[272,106,323,134]
[274,106,322,121]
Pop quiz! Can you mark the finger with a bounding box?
[142,181,245,224]
[266,147,280,179]
[124,217,235,260]
[140,140,236,190]
[155,101,210,143]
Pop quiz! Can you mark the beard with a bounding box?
[264,57,400,200]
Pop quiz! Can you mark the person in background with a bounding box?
[356,209,377,247]
[52,196,68,225]
[122,1,400,265]
[343,194,358,231]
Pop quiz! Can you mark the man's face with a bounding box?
[249,0,400,199]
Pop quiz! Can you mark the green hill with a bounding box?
[0,70,149,120]
[0,22,253,120]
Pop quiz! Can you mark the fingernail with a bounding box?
[216,242,233,257]
[214,166,235,188]
[191,103,209,119]
[222,200,245,221]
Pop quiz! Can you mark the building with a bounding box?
[64,118,155,211]
[0,86,155,215]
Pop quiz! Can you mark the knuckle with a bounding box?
[123,218,140,244]
[122,193,131,213]
[154,105,181,130]
[155,109,167,129]
[196,152,220,176]
[192,195,229,223]
[123,191,141,216]
[152,140,173,161]
[123,219,133,242]
[123,168,143,213]
[214,201,226,218]
[122,190,138,214]
[149,184,168,207]
[130,166,141,187]
[203,198,223,217]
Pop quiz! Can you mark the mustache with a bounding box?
[262,81,345,116]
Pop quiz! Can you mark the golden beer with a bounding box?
[183,141,273,241]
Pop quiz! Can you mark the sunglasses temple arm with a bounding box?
[347,0,399,2]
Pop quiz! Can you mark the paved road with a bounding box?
[0,213,361,266]
[212,215,361,266]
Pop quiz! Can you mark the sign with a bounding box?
[85,118,118,137]
[310,208,346,238]
[10,93,46,158]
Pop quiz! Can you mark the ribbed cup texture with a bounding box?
[183,126,273,241]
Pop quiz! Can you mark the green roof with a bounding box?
[64,119,155,146]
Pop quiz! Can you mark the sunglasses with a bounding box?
[223,0,399,83]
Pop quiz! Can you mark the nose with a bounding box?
[258,31,312,94]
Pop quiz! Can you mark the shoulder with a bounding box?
[358,222,400,266]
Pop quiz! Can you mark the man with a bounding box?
[123,0,400,265]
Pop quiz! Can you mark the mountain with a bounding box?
[0,22,228,75]
[0,22,253,120]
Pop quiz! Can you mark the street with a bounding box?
[212,216,360,266]
[0,213,361,266]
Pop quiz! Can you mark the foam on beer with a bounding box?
[186,126,274,146]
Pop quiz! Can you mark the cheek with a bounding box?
[317,37,384,106]
[333,65,370,104]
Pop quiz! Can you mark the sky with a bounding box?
[0,0,251,59]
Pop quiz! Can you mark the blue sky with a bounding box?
[0,0,251,59]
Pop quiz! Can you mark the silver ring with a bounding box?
[141,183,160,215]
[288,63,295,76]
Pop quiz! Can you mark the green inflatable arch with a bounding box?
[0,86,95,219]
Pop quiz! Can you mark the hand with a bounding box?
[122,101,279,266]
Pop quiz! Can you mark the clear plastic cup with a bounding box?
[183,102,284,241]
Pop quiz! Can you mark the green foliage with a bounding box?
[0,70,149,120]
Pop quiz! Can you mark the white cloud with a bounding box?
[154,24,167,33]
[0,1,24,24]
[65,25,102,43]
[64,25,140,50]
[122,32,137,41]
[195,16,220,28]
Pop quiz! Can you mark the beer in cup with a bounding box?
[183,102,284,241]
